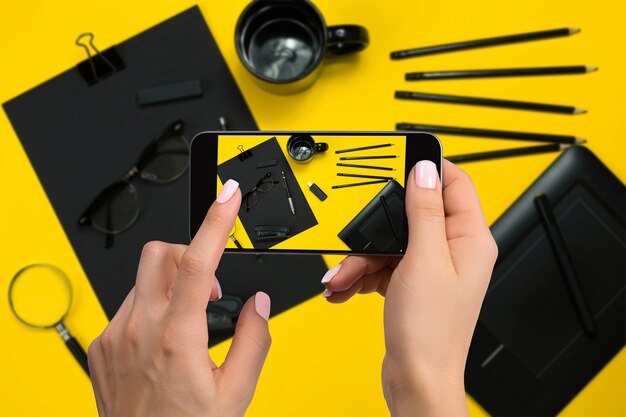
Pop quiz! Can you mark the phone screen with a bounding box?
[190,132,441,254]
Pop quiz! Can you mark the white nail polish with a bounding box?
[321,264,342,284]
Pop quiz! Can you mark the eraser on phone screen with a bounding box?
[307,182,327,201]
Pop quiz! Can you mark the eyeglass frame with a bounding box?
[77,119,189,236]
[241,172,279,211]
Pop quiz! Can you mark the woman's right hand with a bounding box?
[321,160,498,417]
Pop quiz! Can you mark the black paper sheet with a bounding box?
[3,6,327,344]
[217,137,318,249]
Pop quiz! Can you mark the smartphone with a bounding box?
[190,131,441,255]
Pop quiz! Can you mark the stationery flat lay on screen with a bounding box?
[190,132,441,254]
[1,1,625,416]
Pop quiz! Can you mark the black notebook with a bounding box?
[466,147,625,416]
[3,6,327,344]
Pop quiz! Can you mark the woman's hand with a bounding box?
[88,180,271,417]
[321,160,498,417]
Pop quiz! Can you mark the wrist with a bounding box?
[382,356,468,417]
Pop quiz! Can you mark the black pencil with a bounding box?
[332,179,390,189]
[335,143,393,154]
[396,123,586,145]
[447,143,570,164]
[391,28,580,60]
[395,91,585,115]
[534,193,596,337]
[337,163,396,171]
[406,65,597,81]
[339,155,399,160]
[337,173,395,180]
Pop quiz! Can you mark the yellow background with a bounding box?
[216,134,406,251]
[1,0,625,416]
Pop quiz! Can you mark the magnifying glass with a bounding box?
[8,264,90,376]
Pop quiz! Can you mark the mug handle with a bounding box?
[315,142,329,152]
[327,25,369,54]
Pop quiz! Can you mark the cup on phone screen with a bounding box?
[286,134,328,164]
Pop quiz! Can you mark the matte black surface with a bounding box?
[3,7,328,340]
[217,137,318,249]
[466,147,626,416]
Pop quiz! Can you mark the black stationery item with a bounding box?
[256,159,277,168]
[338,181,408,252]
[307,182,327,201]
[218,116,229,131]
[217,137,318,249]
[534,193,596,337]
[255,225,291,242]
[406,65,597,81]
[447,143,569,164]
[395,91,585,115]
[207,295,243,334]
[339,155,399,160]
[281,171,296,215]
[137,80,203,106]
[390,27,579,59]
[3,7,328,339]
[465,147,625,416]
[337,162,395,171]
[335,143,393,154]
[75,32,124,85]
[78,120,188,248]
[332,179,390,189]
[337,173,395,180]
[397,122,585,144]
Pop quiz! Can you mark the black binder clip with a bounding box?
[237,145,253,161]
[75,33,124,86]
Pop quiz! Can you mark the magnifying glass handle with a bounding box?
[56,323,90,377]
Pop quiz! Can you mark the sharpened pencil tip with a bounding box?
[573,108,587,114]
[574,137,587,144]
[585,66,598,72]
[569,28,581,35]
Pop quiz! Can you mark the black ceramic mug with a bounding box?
[287,134,328,163]
[235,0,369,94]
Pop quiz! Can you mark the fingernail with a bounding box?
[414,160,437,189]
[322,289,333,298]
[216,179,239,203]
[255,291,271,321]
[215,278,223,300]
[321,264,341,284]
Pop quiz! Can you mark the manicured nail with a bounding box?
[322,289,333,298]
[215,278,223,300]
[255,291,271,321]
[414,160,437,189]
[321,264,341,284]
[216,179,239,203]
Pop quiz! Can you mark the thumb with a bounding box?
[220,292,272,396]
[404,160,448,259]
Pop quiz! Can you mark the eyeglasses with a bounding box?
[241,172,278,210]
[78,120,189,244]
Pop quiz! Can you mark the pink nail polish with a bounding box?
[321,264,341,284]
[215,278,223,300]
[216,179,239,203]
[322,289,333,298]
[414,160,437,189]
[255,292,271,321]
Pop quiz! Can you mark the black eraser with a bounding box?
[137,80,203,106]
[256,160,277,168]
[307,182,327,201]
